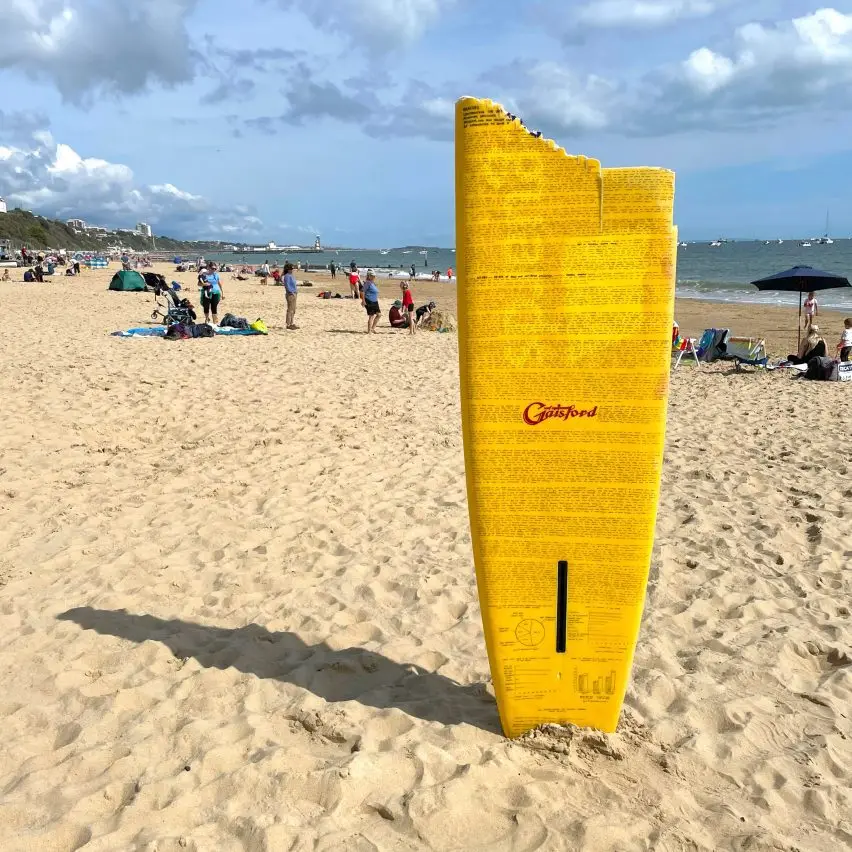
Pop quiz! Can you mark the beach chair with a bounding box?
[723,337,768,371]
[672,336,700,368]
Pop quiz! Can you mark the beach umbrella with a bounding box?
[751,265,851,349]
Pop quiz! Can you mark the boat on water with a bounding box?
[678,241,688,248]
[709,239,722,247]
[817,211,834,244]
[801,241,812,248]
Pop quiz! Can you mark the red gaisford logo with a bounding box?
[522,403,599,425]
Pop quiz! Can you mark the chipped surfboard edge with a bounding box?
[456,95,675,181]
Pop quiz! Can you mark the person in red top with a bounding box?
[400,281,415,335]
[348,269,360,299]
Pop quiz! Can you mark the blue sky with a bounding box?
[1,1,852,245]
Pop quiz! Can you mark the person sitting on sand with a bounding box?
[415,301,436,326]
[803,291,818,329]
[836,318,852,362]
[787,325,826,364]
[389,300,408,329]
[362,271,381,334]
[1,269,9,282]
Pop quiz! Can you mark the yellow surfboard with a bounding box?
[456,97,676,738]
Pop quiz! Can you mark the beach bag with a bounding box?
[164,323,191,340]
[191,323,215,338]
[804,356,835,381]
[250,319,268,335]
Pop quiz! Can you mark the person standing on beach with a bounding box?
[283,262,298,329]
[400,281,415,335]
[803,291,818,329]
[330,261,337,279]
[362,270,380,334]
[348,268,360,299]
[409,263,416,279]
[200,263,224,325]
[260,261,270,286]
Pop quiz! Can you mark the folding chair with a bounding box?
[723,337,769,371]
[672,336,700,368]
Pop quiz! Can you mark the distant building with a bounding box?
[67,218,86,230]
[267,241,278,250]
[136,222,152,238]
[0,197,7,214]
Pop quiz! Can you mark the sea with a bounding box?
[207,240,852,311]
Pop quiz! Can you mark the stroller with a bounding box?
[152,281,197,326]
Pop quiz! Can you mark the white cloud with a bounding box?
[573,0,717,28]
[0,124,265,239]
[678,7,852,100]
[497,62,620,133]
[269,0,453,47]
[482,7,852,138]
[0,0,200,102]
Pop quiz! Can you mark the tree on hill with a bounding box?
[0,208,228,253]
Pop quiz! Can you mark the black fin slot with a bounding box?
[556,560,568,653]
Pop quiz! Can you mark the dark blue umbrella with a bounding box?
[752,265,851,348]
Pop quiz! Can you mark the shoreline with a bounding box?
[287,268,850,357]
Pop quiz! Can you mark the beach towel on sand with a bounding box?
[112,326,266,338]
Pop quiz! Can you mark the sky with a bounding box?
[1,1,852,245]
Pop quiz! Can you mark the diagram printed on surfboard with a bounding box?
[514,619,545,647]
[574,669,617,696]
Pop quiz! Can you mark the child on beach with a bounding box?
[400,281,415,335]
[803,292,818,328]
[1,269,9,282]
[837,318,852,362]
[362,271,380,334]
[348,269,361,299]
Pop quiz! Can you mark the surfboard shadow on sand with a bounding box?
[57,608,501,733]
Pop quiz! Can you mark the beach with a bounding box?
[0,264,849,851]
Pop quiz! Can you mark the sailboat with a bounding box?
[818,211,834,244]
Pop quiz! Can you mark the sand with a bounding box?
[0,264,849,851]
